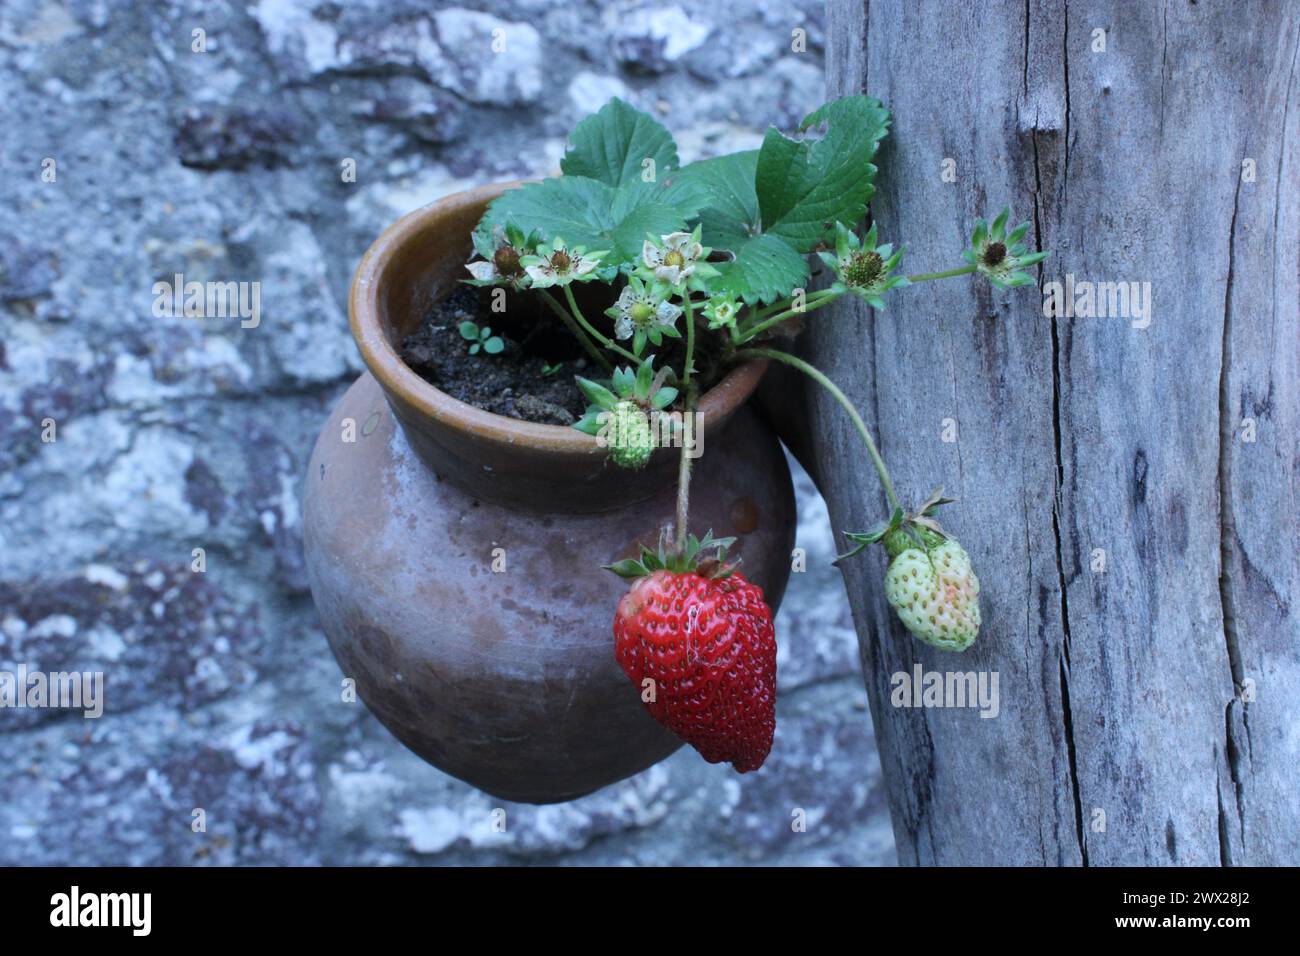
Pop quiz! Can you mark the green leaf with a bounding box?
[712,232,810,304]
[676,152,808,303]
[478,176,688,268]
[483,336,504,354]
[755,96,891,253]
[477,100,705,272]
[561,98,679,191]
[458,321,480,341]
[671,97,889,304]
[675,151,761,246]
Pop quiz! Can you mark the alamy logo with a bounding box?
[1041,273,1152,329]
[50,886,151,936]
[152,272,261,328]
[890,664,999,718]
[0,665,103,718]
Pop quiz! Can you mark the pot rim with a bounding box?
[349,181,768,454]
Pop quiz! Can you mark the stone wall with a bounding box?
[0,0,894,865]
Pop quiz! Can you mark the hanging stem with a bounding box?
[538,290,610,372]
[674,297,699,554]
[906,263,976,283]
[733,346,902,514]
[683,294,697,378]
[563,284,640,365]
[735,288,842,344]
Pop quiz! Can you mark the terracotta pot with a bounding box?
[302,183,796,804]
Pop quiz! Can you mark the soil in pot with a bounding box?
[398,284,730,427]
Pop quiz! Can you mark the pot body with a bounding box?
[302,183,795,803]
[303,374,794,803]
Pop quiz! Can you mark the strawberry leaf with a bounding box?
[561,98,679,191]
[713,232,811,304]
[756,96,890,252]
[674,96,890,304]
[479,176,689,267]
[478,99,706,270]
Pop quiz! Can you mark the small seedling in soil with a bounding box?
[458,320,504,356]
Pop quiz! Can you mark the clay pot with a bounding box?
[302,183,795,804]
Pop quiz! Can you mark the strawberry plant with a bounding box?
[462,97,1048,772]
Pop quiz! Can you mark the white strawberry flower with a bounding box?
[464,224,532,289]
[606,276,682,348]
[642,230,704,286]
[521,238,604,289]
[465,260,503,282]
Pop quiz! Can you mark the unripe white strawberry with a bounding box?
[882,527,980,651]
[606,400,654,470]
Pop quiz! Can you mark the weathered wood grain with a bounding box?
[772,0,1298,864]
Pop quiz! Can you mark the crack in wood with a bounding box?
[1216,172,1247,867]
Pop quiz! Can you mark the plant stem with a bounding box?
[683,295,696,378]
[736,288,842,344]
[538,290,611,372]
[733,346,902,514]
[673,383,697,555]
[673,297,699,554]
[906,263,976,283]
[748,296,792,322]
[563,284,641,365]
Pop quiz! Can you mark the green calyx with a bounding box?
[572,356,679,470]
[962,207,1049,289]
[837,486,956,562]
[605,528,739,580]
[883,525,945,559]
[817,221,909,310]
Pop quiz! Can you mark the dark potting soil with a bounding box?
[399,284,728,427]
[399,285,592,425]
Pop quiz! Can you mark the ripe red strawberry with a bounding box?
[609,533,776,773]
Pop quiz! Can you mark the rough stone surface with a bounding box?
[0,0,893,865]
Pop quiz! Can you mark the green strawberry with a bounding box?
[606,400,654,470]
[573,357,678,471]
[882,527,981,651]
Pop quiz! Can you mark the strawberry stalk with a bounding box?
[537,289,611,372]
[733,346,902,514]
[906,264,977,283]
[674,297,699,553]
[563,284,642,365]
[734,288,842,343]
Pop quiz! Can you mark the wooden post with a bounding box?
[772,0,1298,864]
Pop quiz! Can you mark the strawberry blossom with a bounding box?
[521,238,605,289]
